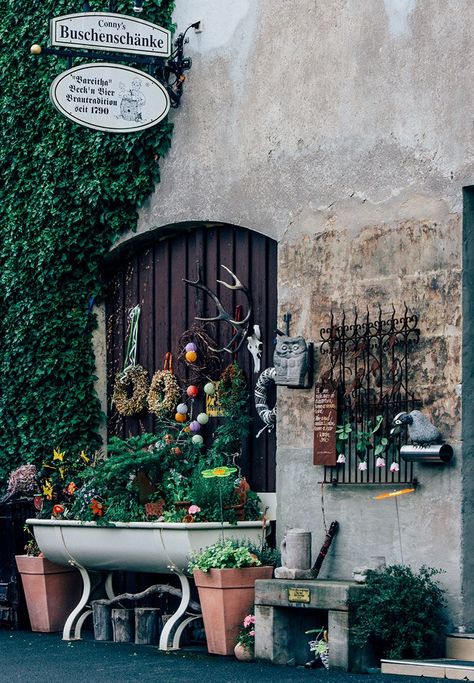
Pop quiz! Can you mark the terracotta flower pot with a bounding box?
[193,565,273,655]
[234,642,254,661]
[15,555,82,632]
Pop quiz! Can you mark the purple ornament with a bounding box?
[189,421,201,432]
[185,342,197,353]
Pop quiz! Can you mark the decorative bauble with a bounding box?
[175,412,187,423]
[190,421,201,432]
[204,382,215,395]
[186,385,199,397]
[176,403,188,414]
[185,350,198,363]
[192,434,204,445]
[30,44,42,55]
[197,412,209,425]
[185,342,197,353]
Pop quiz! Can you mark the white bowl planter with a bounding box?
[27,518,266,649]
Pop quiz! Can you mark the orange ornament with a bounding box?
[185,350,198,363]
[175,412,187,423]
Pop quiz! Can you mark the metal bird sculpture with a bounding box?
[390,410,442,446]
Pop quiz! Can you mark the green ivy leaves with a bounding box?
[0,0,175,482]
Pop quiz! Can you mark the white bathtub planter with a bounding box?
[27,518,266,649]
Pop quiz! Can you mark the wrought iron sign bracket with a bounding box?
[31,25,195,109]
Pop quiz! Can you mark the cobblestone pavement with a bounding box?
[0,630,444,683]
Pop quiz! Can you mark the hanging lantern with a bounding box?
[176,403,188,415]
[197,412,209,425]
[190,421,201,432]
[192,434,204,445]
[185,342,197,353]
[185,350,198,363]
[186,385,199,397]
[175,413,187,423]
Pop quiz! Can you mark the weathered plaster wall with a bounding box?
[111,0,474,626]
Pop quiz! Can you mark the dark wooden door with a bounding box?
[104,223,277,492]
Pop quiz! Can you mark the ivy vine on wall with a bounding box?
[0,0,175,482]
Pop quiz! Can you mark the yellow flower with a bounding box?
[42,480,53,500]
[79,450,90,464]
[53,449,65,462]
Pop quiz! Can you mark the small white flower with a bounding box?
[390,461,400,472]
[358,461,367,471]
[337,454,346,464]
[375,457,386,468]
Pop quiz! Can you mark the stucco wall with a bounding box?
[111,0,474,627]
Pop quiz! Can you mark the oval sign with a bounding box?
[50,63,170,133]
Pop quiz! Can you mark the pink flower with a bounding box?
[243,614,255,628]
[249,630,255,637]
[375,457,386,468]
[188,505,201,515]
[358,461,367,471]
[337,454,346,464]
[390,461,400,472]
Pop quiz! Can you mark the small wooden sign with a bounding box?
[288,587,311,604]
[313,386,337,466]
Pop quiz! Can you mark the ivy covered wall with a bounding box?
[0,0,175,482]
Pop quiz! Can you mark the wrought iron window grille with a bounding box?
[319,305,420,486]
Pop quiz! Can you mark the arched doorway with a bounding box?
[104,222,277,492]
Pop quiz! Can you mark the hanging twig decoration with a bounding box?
[183,265,252,354]
[176,325,223,385]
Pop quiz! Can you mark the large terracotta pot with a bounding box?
[15,555,82,632]
[193,566,273,655]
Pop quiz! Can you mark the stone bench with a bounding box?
[254,579,371,672]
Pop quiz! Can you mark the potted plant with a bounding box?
[188,539,275,655]
[15,526,81,632]
[350,564,447,661]
[234,613,256,661]
[306,627,329,669]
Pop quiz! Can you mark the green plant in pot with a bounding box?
[188,539,275,656]
[350,564,447,661]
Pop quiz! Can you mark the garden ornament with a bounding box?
[273,334,310,387]
[183,265,251,354]
[390,410,441,446]
[247,324,263,373]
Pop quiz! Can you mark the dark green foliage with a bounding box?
[351,564,447,660]
[0,0,175,483]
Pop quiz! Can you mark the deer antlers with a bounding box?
[183,265,252,354]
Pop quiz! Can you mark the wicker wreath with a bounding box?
[147,369,181,418]
[112,365,149,416]
[255,367,277,433]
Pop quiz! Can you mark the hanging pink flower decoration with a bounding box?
[358,461,367,471]
[375,457,386,468]
[337,454,346,464]
[390,461,400,472]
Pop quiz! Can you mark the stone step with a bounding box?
[446,633,474,660]
[381,658,474,679]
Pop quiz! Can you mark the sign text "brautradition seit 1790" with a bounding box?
[50,12,171,57]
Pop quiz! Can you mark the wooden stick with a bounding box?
[311,521,339,578]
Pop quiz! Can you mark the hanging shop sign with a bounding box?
[50,12,171,57]
[50,62,170,133]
